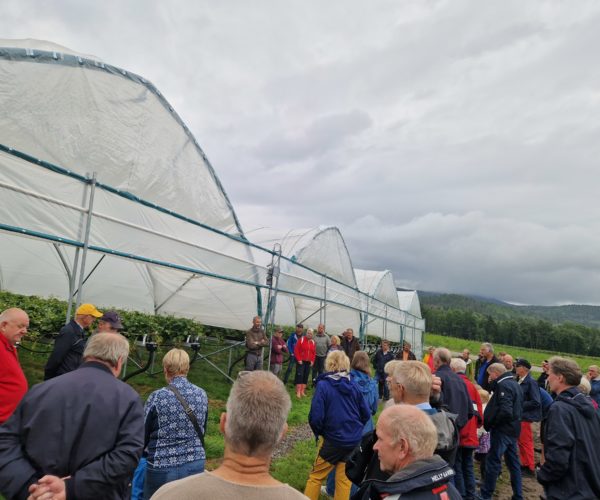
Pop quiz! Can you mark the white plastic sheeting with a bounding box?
[397,291,425,358]
[0,39,424,340]
[252,227,362,334]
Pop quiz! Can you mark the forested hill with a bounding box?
[420,293,600,329]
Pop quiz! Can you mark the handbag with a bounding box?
[167,385,205,448]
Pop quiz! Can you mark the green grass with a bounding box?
[271,438,333,499]
[425,332,600,369]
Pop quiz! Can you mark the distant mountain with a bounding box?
[419,293,600,329]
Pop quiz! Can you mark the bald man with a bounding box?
[0,308,29,423]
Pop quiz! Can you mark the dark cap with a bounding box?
[515,358,531,370]
[99,310,123,330]
[296,323,304,329]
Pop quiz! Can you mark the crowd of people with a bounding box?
[1,308,600,499]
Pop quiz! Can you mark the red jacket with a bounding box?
[295,336,316,363]
[0,334,28,423]
[458,373,482,447]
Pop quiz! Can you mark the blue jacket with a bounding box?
[372,349,395,379]
[351,370,379,434]
[484,372,523,438]
[287,333,301,359]
[309,371,371,448]
[538,387,600,499]
[519,373,542,422]
[590,379,600,406]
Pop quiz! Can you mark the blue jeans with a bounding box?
[144,458,204,499]
[454,447,477,499]
[480,431,522,500]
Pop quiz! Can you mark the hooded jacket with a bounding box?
[538,387,600,500]
[483,371,522,438]
[350,369,379,434]
[309,371,370,448]
[350,455,461,500]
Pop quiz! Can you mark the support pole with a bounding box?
[74,173,97,310]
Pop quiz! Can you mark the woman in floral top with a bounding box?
[143,348,208,499]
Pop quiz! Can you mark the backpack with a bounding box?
[429,410,459,466]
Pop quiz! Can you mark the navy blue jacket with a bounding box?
[538,387,600,499]
[519,373,542,422]
[287,333,301,359]
[483,372,523,438]
[351,456,461,500]
[44,319,87,380]
[309,371,370,448]
[0,362,144,500]
[372,349,395,379]
[590,378,600,406]
[435,364,472,429]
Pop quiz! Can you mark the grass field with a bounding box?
[425,332,600,369]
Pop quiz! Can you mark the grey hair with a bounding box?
[549,356,582,386]
[450,357,467,373]
[481,342,494,353]
[83,333,129,368]
[434,347,452,365]
[225,371,291,457]
[380,405,437,461]
[487,362,507,375]
[578,376,591,395]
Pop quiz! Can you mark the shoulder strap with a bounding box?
[167,385,205,448]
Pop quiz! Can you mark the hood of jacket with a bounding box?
[317,371,355,396]
[351,369,372,389]
[556,386,596,419]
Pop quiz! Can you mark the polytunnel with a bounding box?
[0,38,261,329]
[251,227,362,334]
[0,39,416,341]
[354,269,402,341]
[397,290,425,358]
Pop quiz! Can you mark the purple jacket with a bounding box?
[270,336,288,364]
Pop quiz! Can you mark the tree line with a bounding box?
[422,305,600,357]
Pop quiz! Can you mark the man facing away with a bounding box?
[354,405,461,500]
[44,303,103,380]
[537,356,600,499]
[244,315,268,371]
[479,363,523,500]
[433,347,472,430]
[0,333,144,500]
[0,308,29,424]
[153,371,308,500]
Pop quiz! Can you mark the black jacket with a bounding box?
[351,456,461,500]
[519,373,542,422]
[372,349,395,377]
[483,372,523,437]
[341,336,361,361]
[538,387,600,499]
[435,364,472,429]
[44,319,87,379]
[0,362,144,500]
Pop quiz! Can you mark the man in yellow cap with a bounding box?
[44,303,102,380]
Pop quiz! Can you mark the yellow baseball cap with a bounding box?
[76,303,103,318]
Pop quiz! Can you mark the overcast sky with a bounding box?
[3,1,600,306]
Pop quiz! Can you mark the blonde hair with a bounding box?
[384,360,402,376]
[477,387,490,404]
[578,376,591,395]
[325,350,350,372]
[392,361,432,399]
[330,335,340,345]
[162,348,190,377]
